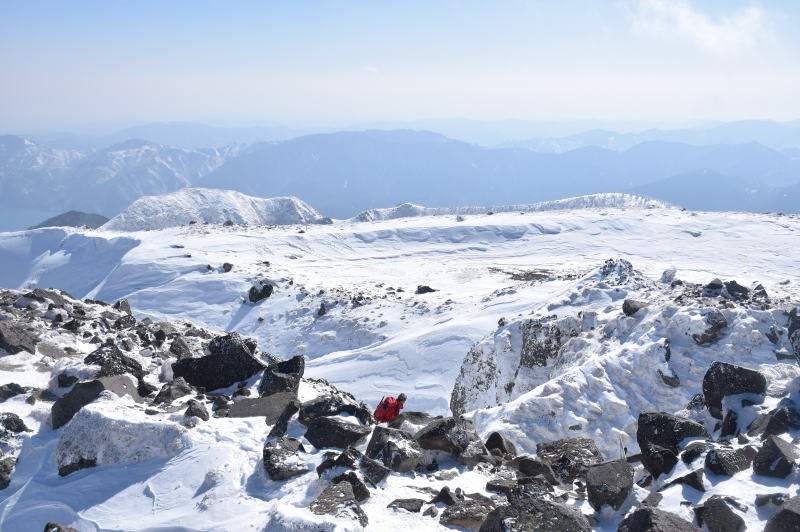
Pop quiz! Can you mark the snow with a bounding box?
[101,188,330,231]
[0,195,799,530]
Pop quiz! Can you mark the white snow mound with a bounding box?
[101,188,329,231]
[353,193,674,221]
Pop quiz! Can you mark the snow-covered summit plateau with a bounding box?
[0,192,799,531]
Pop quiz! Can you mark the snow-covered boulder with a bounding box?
[101,188,330,231]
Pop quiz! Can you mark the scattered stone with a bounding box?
[724,281,750,300]
[485,432,517,456]
[248,282,274,303]
[263,436,307,481]
[704,448,751,476]
[702,361,767,419]
[172,332,264,391]
[756,493,790,508]
[153,377,193,404]
[51,375,141,429]
[694,496,745,532]
[664,468,705,492]
[415,285,437,294]
[509,455,559,485]
[439,499,495,530]
[753,435,798,478]
[423,505,439,517]
[332,470,370,502]
[0,383,26,400]
[536,437,604,483]
[587,459,634,511]
[642,492,663,508]
[480,498,591,532]
[358,454,392,485]
[765,495,800,532]
[365,426,422,472]
[637,412,709,478]
[83,344,144,381]
[617,507,700,532]
[309,481,368,527]
[0,320,39,354]
[303,416,371,449]
[623,299,649,316]
[0,456,16,489]
[168,337,193,360]
[430,486,462,506]
[1,412,30,433]
[388,498,424,513]
[680,441,713,464]
[259,355,304,397]
[692,309,728,345]
[184,399,209,421]
[222,262,233,272]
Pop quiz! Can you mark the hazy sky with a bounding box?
[1,0,798,130]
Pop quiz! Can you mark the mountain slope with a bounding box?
[28,211,109,229]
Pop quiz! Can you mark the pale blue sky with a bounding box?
[1,0,798,129]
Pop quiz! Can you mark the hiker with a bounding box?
[373,393,406,423]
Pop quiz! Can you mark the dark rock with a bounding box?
[169,337,193,360]
[24,288,67,307]
[0,456,16,489]
[692,310,728,345]
[222,262,233,272]
[485,432,517,456]
[720,409,739,438]
[457,439,493,469]
[702,361,767,419]
[703,278,725,296]
[536,437,604,483]
[112,298,132,315]
[83,344,144,381]
[724,281,750,300]
[43,522,80,532]
[587,459,634,511]
[623,299,649,316]
[788,307,800,337]
[51,375,141,429]
[388,498,424,512]
[0,383,26,400]
[136,380,158,397]
[262,436,307,480]
[309,481,368,527]
[58,457,96,477]
[480,498,591,532]
[267,398,300,438]
[387,411,440,433]
[415,285,437,294]
[704,448,751,476]
[485,471,518,495]
[637,412,709,478]
[248,282,274,303]
[439,499,494,530]
[304,416,371,449]
[1,412,30,433]
[748,413,790,438]
[756,493,790,508]
[664,468,705,492]
[317,303,326,316]
[259,355,304,397]
[184,399,209,421]
[508,455,559,484]
[694,496,745,532]
[766,326,781,344]
[114,314,136,329]
[507,476,556,502]
[765,495,800,532]
[430,485,462,506]
[359,453,391,485]
[57,374,79,388]
[172,332,264,391]
[228,392,297,423]
[0,320,39,354]
[153,377,193,404]
[423,505,439,517]
[298,395,373,426]
[753,435,798,478]
[642,492,663,508]
[617,507,700,532]
[770,404,800,429]
[332,470,370,502]
[365,426,422,472]
[681,441,713,464]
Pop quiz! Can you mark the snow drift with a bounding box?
[353,193,674,222]
[101,188,330,231]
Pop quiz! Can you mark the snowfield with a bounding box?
[0,193,799,531]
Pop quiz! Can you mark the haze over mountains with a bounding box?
[1,119,799,231]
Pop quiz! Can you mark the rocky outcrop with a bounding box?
[83,344,144,381]
[171,332,264,391]
[439,499,495,530]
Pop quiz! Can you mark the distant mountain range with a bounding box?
[1,128,799,231]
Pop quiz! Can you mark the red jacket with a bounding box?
[374,397,404,423]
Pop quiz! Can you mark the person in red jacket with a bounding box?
[374,393,406,423]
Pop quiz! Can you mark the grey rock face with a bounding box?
[227,392,297,423]
[153,377,193,404]
[0,456,16,489]
[184,399,209,421]
[637,412,709,478]
[439,499,495,530]
[387,498,424,512]
[414,416,478,454]
[303,416,371,449]
[587,459,634,511]
[753,435,798,479]
[704,448,751,476]
[0,320,39,354]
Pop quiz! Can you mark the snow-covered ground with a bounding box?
[1,196,799,531]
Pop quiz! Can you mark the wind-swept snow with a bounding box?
[101,188,330,231]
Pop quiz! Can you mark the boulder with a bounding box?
[358,454,392,485]
[788,307,800,338]
[694,496,745,532]
[587,459,634,511]
[765,496,800,532]
[43,523,80,532]
[485,432,517,456]
[0,456,16,489]
[0,383,26,400]
[298,395,373,426]
[58,457,96,477]
[388,498,424,513]
[248,282,274,303]
[83,344,145,381]
[51,375,141,429]
[664,468,705,492]
[680,441,713,464]
[309,481,368,527]
[332,470,370,502]
[480,498,591,532]
[756,493,790,508]
[184,399,209,421]
[440,499,495,530]
[535,437,604,483]
[704,448,751,476]
[637,412,709,478]
[692,310,728,345]
[509,455,559,485]
[303,416,371,449]
[267,398,301,438]
[0,412,30,433]
[153,377,193,404]
[168,337,193,360]
[0,320,39,354]
[702,361,767,419]
[258,355,304,397]
[262,436,308,481]
[228,392,297,423]
[753,435,798,478]
[457,438,493,469]
[507,476,556,502]
[415,285,437,294]
[388,411,440,434]
[365,425,422,472]
[172,332,264,391]
[623,299,649,316]
[617,507,701,532]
